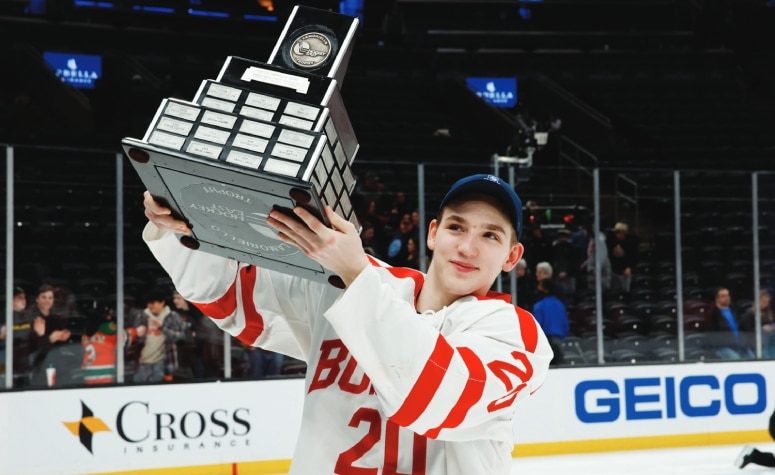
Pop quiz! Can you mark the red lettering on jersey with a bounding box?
[309,339,349,393]
[309,339,377,396]
[384,419,428,475]
[486,350,533,412]
[339,354,371,394]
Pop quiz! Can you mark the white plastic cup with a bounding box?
[46,366,56,387]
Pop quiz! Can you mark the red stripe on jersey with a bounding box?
[234,266,265,345]
[385,267,424,301]
[515,306,539,353]
[192,274,239,319]
[390,335,453,427]
[366,255,425,302]
[476,291,511,303]
[423,346,485,439]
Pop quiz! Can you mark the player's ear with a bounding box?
[501,243,524,273]
[427,219,439,251]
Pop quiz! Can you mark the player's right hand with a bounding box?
[143,191,191,235]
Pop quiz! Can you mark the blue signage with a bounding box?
[574,373,768,423]
[465,77,517,108]
[43,52,102,90]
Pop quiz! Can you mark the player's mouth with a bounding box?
[450,260,477,273]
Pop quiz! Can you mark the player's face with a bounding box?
[427,196,523,299]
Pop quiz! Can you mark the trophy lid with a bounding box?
[267,5,360,87]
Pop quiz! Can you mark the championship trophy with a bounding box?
[122,5,360,287]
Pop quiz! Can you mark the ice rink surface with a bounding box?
[511,443,775,475]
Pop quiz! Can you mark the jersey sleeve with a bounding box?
[142,223,329,361]
[324,265,554,441]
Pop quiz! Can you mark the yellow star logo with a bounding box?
[63,401,112,453]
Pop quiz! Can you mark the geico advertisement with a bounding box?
[512,360,775,443]
[0,379,305,475]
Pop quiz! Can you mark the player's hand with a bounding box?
[143,191,191,235]
[267,205,369,287]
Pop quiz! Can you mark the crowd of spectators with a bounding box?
[1,279,290,389]
[351,171,424,269]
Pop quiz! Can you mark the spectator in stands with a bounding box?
[582,231,612,293]
[1,287,29,374]
[606,222,639,294]
[26,284,83,387]
[172,289,221,380]
[385,190,414,231]
[9,286,33,385]
[552,228,581,302]
[532,278,570,366]
[352,171,386,218]
[81,306,137,385]
[740,289,775,358]
[709,287,754,360]
[515,258,535,310]
[534,261,564,304]
[132,287,189,383]
[241,343,284,379]
[405,236,421,270]
[27,284,72,354]
[355,199,388,253]
[522,224,554,270]
[384,212,417,267]
[735,406,775,469]
[570,224,591,292]
[360,220,383,261]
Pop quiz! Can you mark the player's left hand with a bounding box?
[267,205,369,287]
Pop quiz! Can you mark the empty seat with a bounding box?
[615,314,649,335]
[684,313,709,331]
[651,346,679,362]
[650,314,678,334]
[630,287,656,302]
[615,334,650,352]
[611,349,650,364]
[631,301,658,319]
[650,332,678,348]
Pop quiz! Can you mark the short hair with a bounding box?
[36,284,55,296]
[516,258,528,269]
[144,287,170,305]
[536,261,553,278]
[540,278,557,295]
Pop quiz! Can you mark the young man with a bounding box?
[142,173,553,474]
[709,286,754,360]
[132,288,189,383]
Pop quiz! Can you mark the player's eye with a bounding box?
[484,232,501,241]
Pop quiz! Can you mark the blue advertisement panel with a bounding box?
[465,77,517,108]
[42,52,102,90]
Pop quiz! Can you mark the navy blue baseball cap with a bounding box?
[438,174,523,239]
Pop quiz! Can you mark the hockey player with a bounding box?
[142,173,553,474]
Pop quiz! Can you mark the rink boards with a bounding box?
[0,360,773,475]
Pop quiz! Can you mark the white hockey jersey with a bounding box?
[144,224,553,475]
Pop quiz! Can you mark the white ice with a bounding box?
[511,443,775,475]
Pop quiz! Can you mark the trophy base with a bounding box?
[123,137,345,288]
